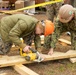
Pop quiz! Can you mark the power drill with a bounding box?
[20,48,43,62]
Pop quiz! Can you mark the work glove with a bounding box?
[23,45,31,53]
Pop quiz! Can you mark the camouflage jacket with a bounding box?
[50,9,76,50]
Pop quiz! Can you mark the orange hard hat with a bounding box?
[44,20,54,36]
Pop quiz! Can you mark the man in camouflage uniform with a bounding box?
[42,0,76,54]
[48,4,76,55]
[42,0,63,53]
[62,0,76,36]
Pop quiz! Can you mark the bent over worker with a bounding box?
[49,4,76,55]
[41,0,63,54]
[0,14,54,55]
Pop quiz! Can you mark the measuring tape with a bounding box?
[1,0,63,14]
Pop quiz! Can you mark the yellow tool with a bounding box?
[20,48,43,62]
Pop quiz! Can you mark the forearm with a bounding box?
[34,35,41,49]
[50,32,59,48]
[50,18,62,48]
[9,35,26,49]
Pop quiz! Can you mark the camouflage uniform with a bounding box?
[46,0,63,21]
[64,0,76,7]
[43,0,76,51]
[0,36,12,54]
[50,10,76,50]
[42,0,63,51]
[72,0,76,7]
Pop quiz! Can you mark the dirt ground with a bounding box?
[0,11,76,75]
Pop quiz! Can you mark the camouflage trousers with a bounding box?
[46,2,62,21]
[0,37,12,55]
[41,35,51,54]
[41,35,51,52]
[0,32,35,55]
[72,0,76,7]
[63,0,76,7]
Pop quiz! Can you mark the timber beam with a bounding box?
[0,50,76,68]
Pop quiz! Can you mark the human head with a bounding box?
[59,4,74,23]
[35,20,54,36]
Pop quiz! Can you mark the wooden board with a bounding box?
[0,73,7,75]
[58,38,71,46]
[67,50,76,63]
[66,50,76,63]
[13,64,39,75]
[40,36,71,46]
[0,50,76,67]
[2,56,39,75]
[69,58,76,63]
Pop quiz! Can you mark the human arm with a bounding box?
[9,20,30,52]
[48,18,63,55]
[34,35,41,52]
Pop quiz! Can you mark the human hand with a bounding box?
[23,45,31,53]
[48,48,54,55]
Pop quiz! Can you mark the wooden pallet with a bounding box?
[0,50,76,75]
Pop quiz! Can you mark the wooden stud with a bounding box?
[13,64,39,75]
[67,50,76,63]
[58,38,71,46]
[0,50,76,67]
[69,58,76,63]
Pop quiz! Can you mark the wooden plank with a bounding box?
[69,58,76,63]
[0,50,76,67]
[40,36,71,46]
[67,50,76,63]
[0,73,7,75]
[58,38,71,46]
[13,64,39,75]
[0,55,32,67]
[41,50,76,61]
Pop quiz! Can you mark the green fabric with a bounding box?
[50,9,76,50]
[46,0,63,21]
[0,14,41,49]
